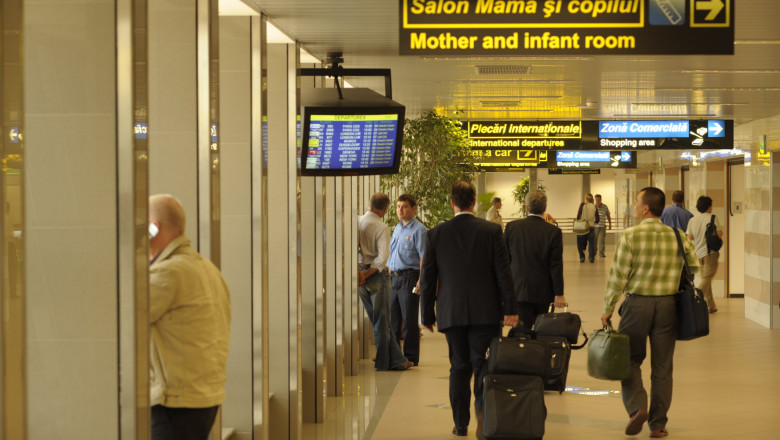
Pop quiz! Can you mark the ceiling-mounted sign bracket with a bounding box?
[299,52,393,99]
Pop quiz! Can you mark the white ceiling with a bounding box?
[250,0,780,126]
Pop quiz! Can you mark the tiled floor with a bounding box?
[302,244,780,439]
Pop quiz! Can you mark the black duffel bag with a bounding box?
[672,228,710,340]
[486,331,551,378]
[533,303,588,349]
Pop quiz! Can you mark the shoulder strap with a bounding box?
[710,215,716,225]
[672,227,694,285]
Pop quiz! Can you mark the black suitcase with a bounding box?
[536,335,571,393]
[486,334,551,378]
[483,373,546,440]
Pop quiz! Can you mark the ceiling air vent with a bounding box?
[475,65,532,75]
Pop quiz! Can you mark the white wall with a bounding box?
[592,170,618,224]
[485,171,527,217]
[539,170,583,220]
[25,1,118,438]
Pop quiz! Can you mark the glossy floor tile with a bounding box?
[303,243,780,439]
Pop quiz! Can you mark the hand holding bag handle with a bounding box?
[535,303,589,349]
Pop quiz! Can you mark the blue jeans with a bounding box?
[577,229,596,261]
[359,269,408,370]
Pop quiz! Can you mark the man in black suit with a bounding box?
[505,190,566,330]
[420,181,518,438]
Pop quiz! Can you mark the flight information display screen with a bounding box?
[304,114,399,171]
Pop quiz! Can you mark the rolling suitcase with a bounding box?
[536,335,570,393]
[483,373,546,440]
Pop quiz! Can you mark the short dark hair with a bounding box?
[492,197,501,204]
[450,181,476,210]
[639,187,665,217]
[370,193,390,211]
[397,193,417,208]
[526,190,547,215]
[595,194,602,199]
[672,190,684,204]
[696,196,713,213]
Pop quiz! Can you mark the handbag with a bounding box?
[572,219,589,234]
[533,303,588,349]
[587,323,631,381]
[672,228,710,340]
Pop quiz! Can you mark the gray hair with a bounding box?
[526,190,547,215]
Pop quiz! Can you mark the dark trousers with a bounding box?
[152,405,219,440]
[517,301,550,331]
[390,270,421,363]
[576,229,596,261]
[618,294,677,431]
[443,324,501,430]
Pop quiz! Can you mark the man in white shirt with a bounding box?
[149,194,231,440]
[486,197,502,226]
[685,195,723,313]
[358,193,413,371]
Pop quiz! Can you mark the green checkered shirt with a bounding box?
[604,218,700,314]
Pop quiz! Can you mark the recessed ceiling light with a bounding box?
[219,0,259,16]
[267,22,294,44]
[656,87,780,91]
[631,102,748,106]
[682,69,780,74]
[612,114,716,117]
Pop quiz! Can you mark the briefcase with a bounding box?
[533,303,587,348]
[486,335,551,378]
[587,324,631,381]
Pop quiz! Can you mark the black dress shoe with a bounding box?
[452,426,467,436]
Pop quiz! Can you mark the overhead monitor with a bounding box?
[300,88,405,176]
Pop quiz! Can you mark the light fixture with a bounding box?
[300,49,320,64]
[612,114,716,117]
[656,87,780,91]
[218,0,259,16]
[267,22,294,44]
[631,102,748,106]
[682,69,780,74]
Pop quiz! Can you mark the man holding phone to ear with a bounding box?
[148,194,231,440]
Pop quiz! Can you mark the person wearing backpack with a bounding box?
[685,196,723,313]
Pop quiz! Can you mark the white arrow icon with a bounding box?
[711,122,723,136]
[696,0,725,21]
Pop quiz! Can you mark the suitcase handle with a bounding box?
[547,302,569,313]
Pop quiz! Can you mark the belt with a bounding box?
[392,268,420,276]
[626,293,676,297]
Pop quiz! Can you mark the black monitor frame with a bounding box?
[300,89,405,176]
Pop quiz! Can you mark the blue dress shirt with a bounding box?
[387,217,426,271]
[659,203,694,231]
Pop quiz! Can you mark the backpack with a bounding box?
[705,215,722,253]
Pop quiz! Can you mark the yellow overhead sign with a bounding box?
[399,0,734,55]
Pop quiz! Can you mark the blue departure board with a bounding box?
[304,114,399,170]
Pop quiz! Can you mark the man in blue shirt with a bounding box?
[388,193,427,366]
[660,190,694,231]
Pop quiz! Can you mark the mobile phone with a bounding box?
[149,223,159,239]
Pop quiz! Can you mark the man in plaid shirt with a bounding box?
[601,187,699,439]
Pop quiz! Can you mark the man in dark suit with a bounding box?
[420,181,518,438]
[504,190,566,330]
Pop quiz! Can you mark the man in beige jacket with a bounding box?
[148,194,231,440]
